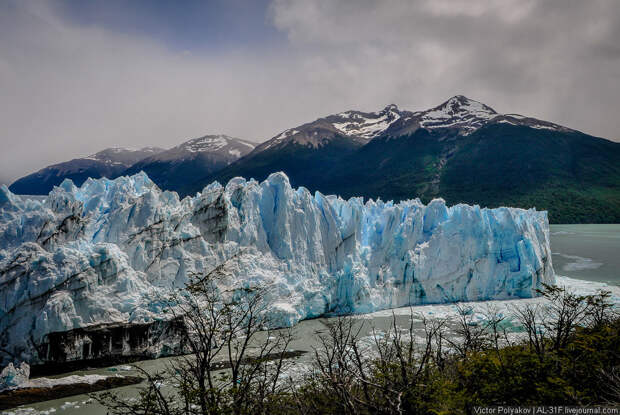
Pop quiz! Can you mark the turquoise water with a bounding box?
[550,224,620,286]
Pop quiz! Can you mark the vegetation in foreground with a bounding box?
[95,272,620,415]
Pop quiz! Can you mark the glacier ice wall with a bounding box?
[0,172,554,363]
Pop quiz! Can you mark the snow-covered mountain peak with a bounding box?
[258,104,411,151]
[443,95,496,114]
[414,95,498,135]
[130,135,256,166]
[121,135,256,192]
[253,96,579,155]
[331,105,405,140]
[382,103,399,112]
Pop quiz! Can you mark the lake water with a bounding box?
[3,224,620,415]
[550,224,620,286]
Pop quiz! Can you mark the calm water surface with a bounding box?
[550,224,620,286]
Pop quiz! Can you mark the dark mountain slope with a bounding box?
[181,105,409,195]
[183,97,620,223]
[189,136,363,195]
[12,96,618,223]
[438,124,620,223]
[317,129,450,201]
[124,135,255,194]
[9,147,164,195]
[319,123,620,223]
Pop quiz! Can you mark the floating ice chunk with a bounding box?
[0,362,30,391]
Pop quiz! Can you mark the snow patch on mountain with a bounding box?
[413,95,497,135]
[83,147,165,164]
[252,96,576,157]
[332,105,402,139]
[132,135,255,164]
[177,134,254,153]
[273,129,300,142]
[185,136,229,152]
[259,105,410,151]
[491,114,574,133]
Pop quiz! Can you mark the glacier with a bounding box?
[0,172,554,366]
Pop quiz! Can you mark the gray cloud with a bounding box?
[270,0,620,129]
[1,0,619,184]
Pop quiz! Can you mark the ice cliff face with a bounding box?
[0,172,554,365]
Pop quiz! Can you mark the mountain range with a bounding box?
[8,147,165,195]
[122,135,255,192]
[9,96,620,223]
[9,135,254,196]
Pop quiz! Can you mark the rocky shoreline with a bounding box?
[0,375,143,410]
[24,317,186,377]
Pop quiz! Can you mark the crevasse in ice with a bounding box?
[0,172,554,363]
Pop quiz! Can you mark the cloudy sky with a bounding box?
[1,0,619,185]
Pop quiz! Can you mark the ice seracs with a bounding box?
[0,172,554,365]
